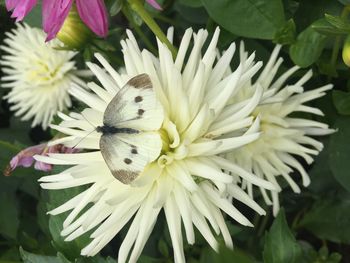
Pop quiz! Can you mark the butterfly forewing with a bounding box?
[103,74,164,131]
[99,74,164,184]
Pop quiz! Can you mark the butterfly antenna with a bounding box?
[80,112,97,129]
[72,129,97,150]
[70,104,97,129]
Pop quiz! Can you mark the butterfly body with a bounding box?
[98,74,164,184]
[96,125,139,135]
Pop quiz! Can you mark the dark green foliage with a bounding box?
[263,210,303,263]
[289,25,327,67]
[201,0,285,39]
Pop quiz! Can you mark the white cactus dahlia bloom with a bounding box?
[226,44,334,215]
[35,28,277,262]
[0,24,88,129]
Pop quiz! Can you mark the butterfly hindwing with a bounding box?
[103,74,164,131]
[99,131,162,184]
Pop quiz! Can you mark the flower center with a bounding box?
[157,119,189,168]
[27,60,63,85]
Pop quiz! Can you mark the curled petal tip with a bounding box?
[76,0,109,38]
[146,0,163,10]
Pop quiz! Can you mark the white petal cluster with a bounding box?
[0,24,87,129]
[226,44,334,215]
[35,28,278,263]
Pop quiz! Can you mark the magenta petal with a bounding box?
[146,0,162,10]
[7,0,37,21]
[42,0,73,41]
[5,0,17,11]
[9,143,46,170]
[76,0,108,37]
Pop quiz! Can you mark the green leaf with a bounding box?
[273,18,296,45]
[338,0,350,5]
[263,209,303,263]
[174,3,208,25]
[0,246,21,261]
[299,242,342,263]
[308,138,341,193]
[109,0,123,16]
[0,117,32,148]
[0,191,19,239]
[19,248,62,263]
[216,246,254,263]
[329,117,350,192]
[179,0,202,7]
[332,90,350,115]
[23,4,42,28]
[158,239,169,258]
[80,256,116,263]
[201,0,285,39]
[294,0,343,30]
[56,253,71,263]
[299,195,350,244]
[289,25,327,67]
[47,186,90,260]
[199,245,254,263]
[312,18,350,36]
[325,13,350,32]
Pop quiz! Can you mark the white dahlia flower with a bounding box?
[0,24,88,129]
[226,43,334,215]
[35,28,277,262]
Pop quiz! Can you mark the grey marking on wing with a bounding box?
[127,74,152,89]
[112,169,139,184]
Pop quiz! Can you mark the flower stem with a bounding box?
[122,6,158,55]
[127,0,177,58]
[330,5,350,74]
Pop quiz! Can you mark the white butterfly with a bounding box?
[97,74,164,184]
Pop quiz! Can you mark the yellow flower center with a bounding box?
[157,118,189,168]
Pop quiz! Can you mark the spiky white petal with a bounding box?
[0,24,87,129]
[226,43,334,216]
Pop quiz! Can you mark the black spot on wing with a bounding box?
[138,109,145,116]
[131,148,138,154]
[124,158,132,164]
[135,96,143,103]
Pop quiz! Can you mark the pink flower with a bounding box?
[4,143,76,176]
[5,0,162,41]
[43,0,109,41]
[5,0,109,41]
[146,0,162,10]
[5,0,38,22]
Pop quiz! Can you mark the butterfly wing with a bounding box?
[100,131,162,184]
[103,74,164,131]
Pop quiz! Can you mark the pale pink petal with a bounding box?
[146,0,162,10]
[9,143,46,171]
[6,143,77,175]
[42,0,73,41]
[7,0,37,21]
[34,161,52,172]
[76,0,108,37]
